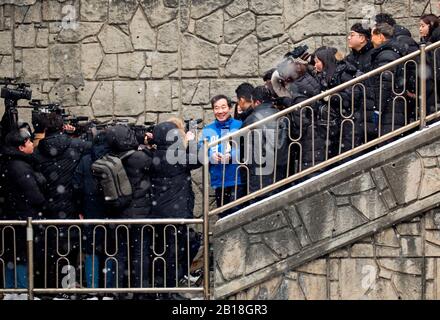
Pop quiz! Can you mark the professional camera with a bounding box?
[0,78,33,142]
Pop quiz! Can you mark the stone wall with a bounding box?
[214,121,440,299]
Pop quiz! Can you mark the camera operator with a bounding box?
[0,130,46,293]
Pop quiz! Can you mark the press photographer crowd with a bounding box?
[1,12,440,300]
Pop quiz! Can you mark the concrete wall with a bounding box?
[214,122,440,299]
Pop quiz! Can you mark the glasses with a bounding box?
[348,32,364,39]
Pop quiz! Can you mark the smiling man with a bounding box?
[200,95,244,218]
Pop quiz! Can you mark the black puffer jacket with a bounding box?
[34,132,91,219]
[0,146,46,219]
[242,102,289,191]
[149,122,201,219]
[367,39,406,135]
[345,41,374,73]
[394,25,419,55]
[106,125,153,219]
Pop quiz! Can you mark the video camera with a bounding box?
[0,78,32,142]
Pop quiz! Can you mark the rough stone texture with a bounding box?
[216,122,440,299]
[118,52,145,79]
[22,48,48,81]
[0,30,12,54]
[194,10,223,44]
[15,24,36,47]
[190,0,233,19]
[140,0,178,27]
[114,81,145,116]
[80,0,108,22]
[157,20,179,52]
[146,80,172,112]
[58,22,102,43]
[98,24,134,54]
[108,0,137,24]
[182,34,218,69]
[49,44,83,86]
[256,16,284,41]
[224,11,255,44]
[81,42,103,79]
[224,35,258,77]
[129,7,155,51]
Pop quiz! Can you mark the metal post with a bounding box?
[26,218,34,300]
[202,139,210,300]
[420,44,427,129]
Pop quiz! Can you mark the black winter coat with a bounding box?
[106,125,153,219]
[345,41,374,73]
[34,132,91,219]
[0,146,46,219]
[368,39,406,135]
[241,102,289,192]
[149,122,201,219]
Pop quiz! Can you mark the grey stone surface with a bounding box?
[182,34,218,69]
[118,52,145,78]
[80,0,108,22]
[259,43,289,75]
[96,54,117,79]
[146,80,172,112]
[98,24,134,54]
[0,31,12,54]
[114,81,145,116]
[225,35,258,77]
[225,0,248,17]
[157,20,179,52]
[249,0,282,14]
[22,48,49,80]
[81,42,103,79]
[129,7,156,51]
[15,24,36,47]
[58,22,103,43]
[216,228,248,281]
[108,0,138,24]
[190,0,233,19]
[91,81,113,116]
[195,10,223,44]
[140,0,177,27]
[49,44,83,86]
[256,16,284,40]
[224,11,255,44]
[151,52,178,78]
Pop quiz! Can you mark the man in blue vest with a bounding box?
[200,95,244,218]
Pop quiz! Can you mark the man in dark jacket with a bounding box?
[234,83,254,122]
[346,23,374,73]
[369,23,406,137]
[33,112,91,290]
[104,124,153,293]
[1,130,46,290]
[242,86,289,198]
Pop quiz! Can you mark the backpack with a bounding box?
[91,150,135,209]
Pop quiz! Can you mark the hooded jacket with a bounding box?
[34,132,91,219]
[105,125,152,219]
[345,41,374,73]
[150,122,201,218]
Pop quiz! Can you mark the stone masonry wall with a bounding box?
[0,0,438,218]
[214,121,440,299]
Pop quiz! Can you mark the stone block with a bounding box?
[339,259,378,299]
[419,167,440,199]
[320,0,345,10]
[58,22,103,43]
[195,10,223,44]
[182,80,210,105]
[98,25,134,54]
[49,44,83,86]
[77,81,98,106]
[140,0,178,27]
[22,48,49,81]
[96,54,117,79]
[225,0,248,17]
[401,236,423,257]
[108,0,137,24]
[331,172,376,196]
[91,81,113,117]
[258,38,278,55]
[80,0,108,21]
[350,190,388,221]
[378,258,422,275]
[245,242,279,275]
[118,52,145,79]
[224,11,255,44]
[329,259,339,280]
[48,82,77,106]
[392,274,422,299]
[81,43,103,80]
[287,12,346,43]
[249,0,282,14]
[376,246,401,257]
[0,31,12,55]
[146,80,172,112]
[256,15,284,41]
[157,21,179,52]
[351,243,374,257]
[225,35,258,77]
[298,273,327,300]
[151,52,178,78]
[42,0,62,21]
[129,7,156,51]
[381,0,410,18]
[190,0,233,19]
[283,0,319,29]
[182,34,218,69]
[333,206,368,236]
[36,28,49,47]
[0,55,13,78]
[396,223,421,236]
[114,81,145,116]
[296,259,327,276]
[215,228,247,281]
[263,228,301,259]
[15,24,36,48]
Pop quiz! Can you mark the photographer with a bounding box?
[0,130,46,293]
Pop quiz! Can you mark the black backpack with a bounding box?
[91,150,135,209]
